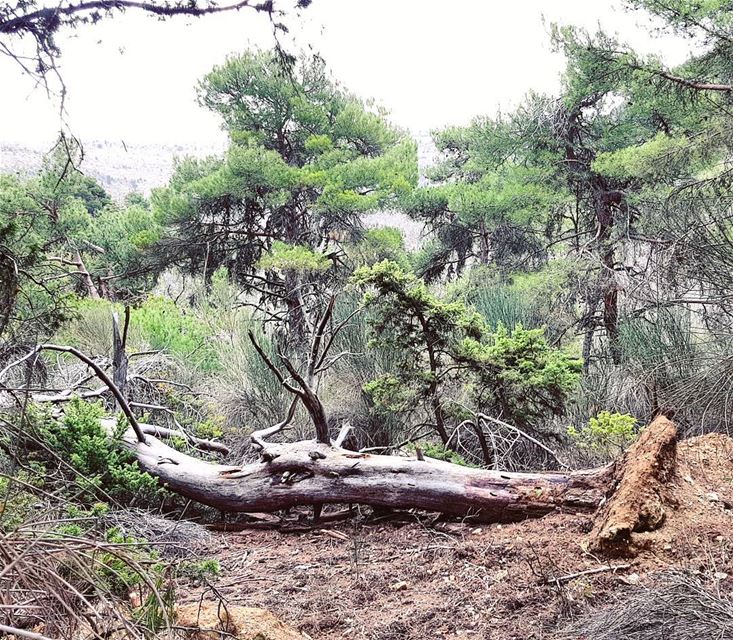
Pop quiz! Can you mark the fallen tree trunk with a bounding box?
[104,419,617,522]
[2,342,681,551]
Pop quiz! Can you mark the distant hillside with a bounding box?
[0,139,227,201]
[0,133,436,249]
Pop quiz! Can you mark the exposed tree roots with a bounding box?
[589,416,678,553]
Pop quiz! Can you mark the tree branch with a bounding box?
[476,414,567,469]
[0,344,147,444]
[250,396,298,452]
[247,330,301,397]
[278,351,330,444]
[0,0,265,36]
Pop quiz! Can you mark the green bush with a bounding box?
[258,241,331,273]
[0,471,43,532]
[98,526,164,597]
[351,227,409,267]
[131,296,219,372]
[193,416,224,440]
[459,324,582,430]
[59,296,219,372]
[39,398,161,505]
[178,558,221,583]
[567,411,638,457]
[53,503,111,537]
[421,442,477,467]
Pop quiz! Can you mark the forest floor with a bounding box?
[180,433,733,639]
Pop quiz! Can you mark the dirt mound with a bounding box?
[175,603,306,639]
[630,431,733,553]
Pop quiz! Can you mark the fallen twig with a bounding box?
[544,563,632,585]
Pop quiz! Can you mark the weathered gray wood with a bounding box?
[104,420,613,522]
[111,308,129,409]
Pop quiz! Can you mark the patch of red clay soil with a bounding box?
[182,433,733,640]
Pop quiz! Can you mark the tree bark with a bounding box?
[74,250,100,300]
[111,308,129,408]
[105,420,614,522]
[590,415,678,553]
[595,187,623,365]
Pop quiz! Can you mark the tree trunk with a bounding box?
[111,309,129,410]
[106,420,613,522]
[100,416,681,557]
[594,186,623,365]
[74,250,100,299]
[590,415,678,553]
[0,251,18,341]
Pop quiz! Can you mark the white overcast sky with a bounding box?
[0,0,694,146]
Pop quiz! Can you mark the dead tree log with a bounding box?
[99,416,680,546]
[2,339,680,545]
[105,419,615,522]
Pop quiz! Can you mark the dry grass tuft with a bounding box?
[555,570,733,640]
[0,529,176,639]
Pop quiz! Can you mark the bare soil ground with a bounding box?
[182,433,733,639]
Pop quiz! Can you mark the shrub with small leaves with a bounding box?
[0,470,44,532]
[178,558,221,584]
[567,411,638,458]
[421,442,477,467]
[194,416,224,440]
[99,526,164,597]
[258,241,331,273]
[39,398,162,505]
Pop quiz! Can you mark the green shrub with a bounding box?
[132,572,175,633]
[39,398,161,505]
[59,296,219,372]
[178,558,221,583]
[212,320,292,428]
[0,473,42,532]
[55,523,84,536]
[131,296,219,372]
[258,241,331,273]
[421,442,477,467]
[54,503,111,537]
[50,523,174,634]
[97,526,163,597]
[193,416,224,440]
[352,227,409,267]
[363,374,414,412]
[459,324,582,430]
[567,411,638,457]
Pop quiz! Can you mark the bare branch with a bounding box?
[477,413,568,469]
[0,0,264,37]
[0,623,55,640]
[135,422,229,456]
[250,396,299,451]
[314,305,364,372]
[307,295,336,381]
[278,351,329,443]
[0,344,147,443]
[542,563,632,586]
[247,330,301,397]
[332,422,352,448]
[32,386,107,403]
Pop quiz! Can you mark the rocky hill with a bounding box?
[0,139,227,201]
[0,133,436,200]
[0,135,433,248]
